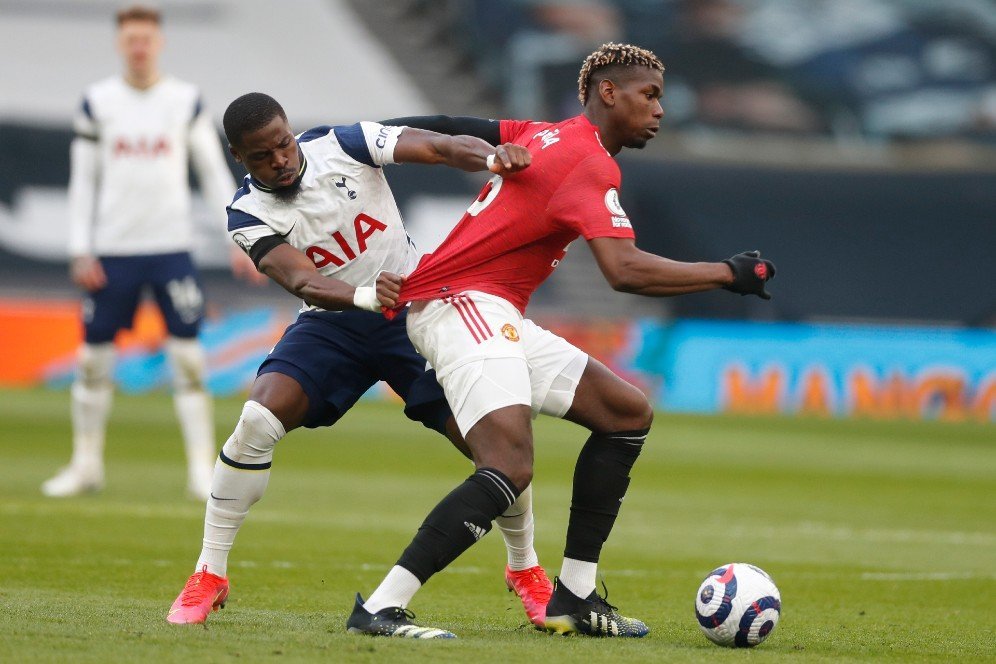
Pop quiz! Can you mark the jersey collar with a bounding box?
[576,114,611,157]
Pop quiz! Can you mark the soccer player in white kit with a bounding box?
[42,5,264,500]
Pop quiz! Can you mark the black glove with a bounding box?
[723,250,777,300]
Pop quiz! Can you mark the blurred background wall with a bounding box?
[1,0,993,420]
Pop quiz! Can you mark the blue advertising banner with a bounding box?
[632,320,996,422]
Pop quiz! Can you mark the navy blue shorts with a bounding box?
[257,308,451,433]
[82,252,204,343]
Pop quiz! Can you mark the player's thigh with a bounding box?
[248,370,310,432]
[148,252,205,338]
[563,356,653,434]
[82,256,143,343]
[257,312,378,430]
[519,318,590,420]
[406,293,532,438]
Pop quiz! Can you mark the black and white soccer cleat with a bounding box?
[345,593,456,639]
[543,578,649,637]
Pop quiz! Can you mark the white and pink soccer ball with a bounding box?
[695,563,781,647]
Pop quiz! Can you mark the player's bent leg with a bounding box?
[42,343,115,497]
[359,405,531,631]
[543,358,652,635]
[500,483,552,627]
[168,374,302,625]
[165,337,215,500]
[563,356,654,435]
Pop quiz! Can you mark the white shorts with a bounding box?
[407,291,589,436]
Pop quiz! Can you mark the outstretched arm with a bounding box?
[380,115,501,144]
[257,242,404,312]
[589,237,776,299]
[392,127,530,175]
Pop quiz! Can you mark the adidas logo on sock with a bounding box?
[463,521,487,541]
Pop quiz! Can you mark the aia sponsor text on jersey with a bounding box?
[113,135,171,158]
[306,213,387,269]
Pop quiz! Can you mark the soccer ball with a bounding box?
[695,563,781,648]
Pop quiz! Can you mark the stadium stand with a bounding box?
[1,0,994,325]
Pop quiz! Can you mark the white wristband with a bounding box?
[352,286,381,312]
[486,153,496,170]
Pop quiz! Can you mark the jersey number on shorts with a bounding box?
[166,276,204,324]
[305,213,388,269]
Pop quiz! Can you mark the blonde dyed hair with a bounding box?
[577,42,664,105]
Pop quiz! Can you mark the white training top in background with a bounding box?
[68,75,235,257]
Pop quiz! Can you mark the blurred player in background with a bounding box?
[165,93,550,632]
[42,5,265,501]
[349,43,777,639]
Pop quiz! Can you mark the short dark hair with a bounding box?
[577,42,664,106]
[223,93,288,147]
[116,4,161,27]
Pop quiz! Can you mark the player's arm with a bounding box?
[255,241,403,311]
[380,115,502,144]
[67,96,106,291]
[588,237,776,299]
[392,127,530,175]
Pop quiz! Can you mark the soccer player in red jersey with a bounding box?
[348,43,776,638]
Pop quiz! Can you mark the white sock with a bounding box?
[166,338,216,488]
[68,343,115,474]
[195,401,284,577]
[363,565,422,613]
[495,483,539,571]
[174,389,216,488]
[559,557,597,598]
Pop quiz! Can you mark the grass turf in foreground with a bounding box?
[0,388,993,662]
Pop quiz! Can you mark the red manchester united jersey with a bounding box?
[396,114,635,313]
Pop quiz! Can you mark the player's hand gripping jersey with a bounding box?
[226,122,419,311]
[396,115,635,314]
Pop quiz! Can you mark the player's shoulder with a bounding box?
[542,117,619,177]
[156,75,201,104]
[298,122,393,169]
[296,121,385,143]
[83,75,125,102]
[229,176,254,207]
[296,125,336,144]
[227,177,270,231]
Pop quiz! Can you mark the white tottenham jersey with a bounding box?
[68,75,235,257]
[227,122,419,312]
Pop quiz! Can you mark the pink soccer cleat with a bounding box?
[167,566,230,624]
[505,565,553,627]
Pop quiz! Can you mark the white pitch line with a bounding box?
[860,572,996,581]
[698,521,996,548]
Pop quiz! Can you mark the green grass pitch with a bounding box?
[1,387,993,662]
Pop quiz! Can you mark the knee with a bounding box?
[633,395,654,431]
[166,337,205,391]
[77,343,115,388]
[504,465,533,494]
[475,438,533,493]
[608,389,654,434]
[479,455,532,494]
[222,401,286,465]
